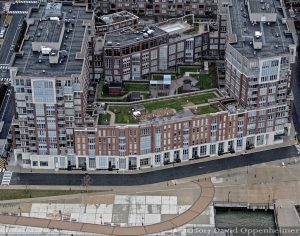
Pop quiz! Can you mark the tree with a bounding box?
[81,174,92,192]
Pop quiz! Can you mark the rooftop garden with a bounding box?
[98,113,111,125]
[178,62,217,90]
[109,105,138,124]
[123,82,149,92]
[151,74,177,81]
[191,105,221,115]
[96,81,150,102]
[143,92,217,111]
[178,65,201,74]
[109,92,218,124]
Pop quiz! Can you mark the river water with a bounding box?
[215,207,277,236]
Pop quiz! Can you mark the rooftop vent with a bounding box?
[260,0,264,3]
[255,31,262,38]
[275,44,278,49]
[261,5,265,10]
[116,43,120,46]
[42,70,46,73]
[143,33,149,38]
[136,37,140,41]
[106,41,112,46]
[275,32,280,37]
[50,17,60,21]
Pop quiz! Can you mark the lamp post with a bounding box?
[100,214,102,224]
[142,216,144,226]
[227,191,231,202]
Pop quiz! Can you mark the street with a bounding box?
[7,145,298,186]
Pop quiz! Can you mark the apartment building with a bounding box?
[95,0,218,18]
[69,0,297,171]
[96,14,226,82]
[10,0,297,171]
[10,2,94,168]
[224,0,297,140]
[73,91,290,170]
[95,11,139,35]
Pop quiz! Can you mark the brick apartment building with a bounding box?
[91,14,227,81]
[95,0,218,18]
[10,0,297,170]
[10,2,94,168]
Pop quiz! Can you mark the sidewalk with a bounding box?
[0,179,214,236]
[7,140,296,175]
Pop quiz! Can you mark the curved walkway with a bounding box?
[0,179,214,235]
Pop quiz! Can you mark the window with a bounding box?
[200,146,207,156]
[140,158,149,166]
[155,154,161,164]
[183,149,189,160]
[210,144,216,154]
[256,135,264,146]
[40,161,48,167]
[32,161,38,166]
[119,158,126,169]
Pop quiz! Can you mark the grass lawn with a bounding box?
[178,66,202,74]
[124,82,149,92]
[109,92,217,123]
[191,73,215,90]
[98,113,111,125]
[109,105,138,124]
[144,92,217,111]
[151,74,177,80]
[0,189,95,201]
[193,105,220,115]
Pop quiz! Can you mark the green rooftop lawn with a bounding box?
[109,92,217,123]
[109,105,138,124]
[190,73,215,90]
[98,113,111,125]
[151,74,177,81]
[178,66,202,74]
[193,105,220,115]
[124,82,149,92]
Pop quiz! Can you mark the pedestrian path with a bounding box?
[0,179,214,235]
[1,171,12,185]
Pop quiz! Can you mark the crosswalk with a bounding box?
[7,11,28,15]
[14,1,38,3]
[296,144,300,154]
[1,171,12,185]
[0,65,8,70]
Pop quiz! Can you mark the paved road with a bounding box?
[0,14,23,64]
[292,57,300,140]
[9,146,298,186]
[0,86,13,139]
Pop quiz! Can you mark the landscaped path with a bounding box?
[0,179,214,235]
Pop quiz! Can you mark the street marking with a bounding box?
[1,171,12,185]
[295,144,300,154]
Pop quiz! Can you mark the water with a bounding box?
[215,208,277,236]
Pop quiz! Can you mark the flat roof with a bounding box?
[158,22,188,34]
[248,0,276,14]
[12,3,93,77]
[33,19,63,43]
[228,0,295,58]
[104,26,167,47]
[99,11,138,25]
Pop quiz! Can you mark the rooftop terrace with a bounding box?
[12,3,93,77]
[104,25,167,47]
[99,11,138,25]
[228,0,296,58]
[248,0,276,14]
[108,90,224,124]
